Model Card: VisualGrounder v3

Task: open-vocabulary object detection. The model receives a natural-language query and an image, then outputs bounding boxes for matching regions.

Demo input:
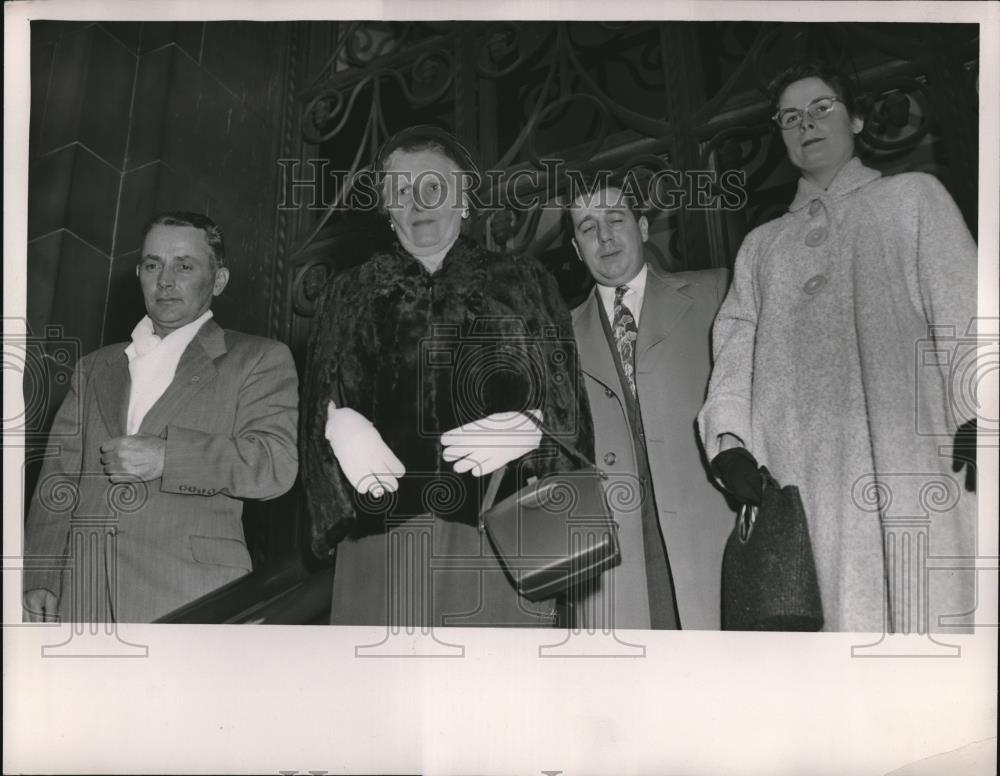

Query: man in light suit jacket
[23,212,298,623]
[566,183,734,630]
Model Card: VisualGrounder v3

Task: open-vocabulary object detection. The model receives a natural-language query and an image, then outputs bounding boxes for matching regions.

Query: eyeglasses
[772,96,842,130]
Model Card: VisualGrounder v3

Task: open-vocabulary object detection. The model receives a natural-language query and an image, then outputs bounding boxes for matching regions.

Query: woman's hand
[440,410,543,477]
[324,402,405,497]
[710,443,763,506]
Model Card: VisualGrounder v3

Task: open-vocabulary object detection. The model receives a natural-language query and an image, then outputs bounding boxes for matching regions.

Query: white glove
[324,402,405,497]
[440,410,543,477]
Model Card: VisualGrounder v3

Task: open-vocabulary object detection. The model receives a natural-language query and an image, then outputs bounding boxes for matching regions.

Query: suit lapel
[96,347,131,437]
[576,288,624,396]
[137,320,226,436]
[637,266,692,360]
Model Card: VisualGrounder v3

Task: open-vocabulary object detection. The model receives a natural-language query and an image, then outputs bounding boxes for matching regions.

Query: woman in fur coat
[698,63,978,633]
[301,126,594,628]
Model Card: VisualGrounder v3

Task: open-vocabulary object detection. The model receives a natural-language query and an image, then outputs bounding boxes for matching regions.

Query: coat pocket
[189,535,252,571]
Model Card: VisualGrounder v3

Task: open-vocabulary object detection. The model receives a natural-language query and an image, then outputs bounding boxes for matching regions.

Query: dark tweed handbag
[722,467,823,631]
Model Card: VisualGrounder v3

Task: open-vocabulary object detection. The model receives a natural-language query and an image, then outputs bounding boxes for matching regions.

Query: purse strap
[737,466,780,544]
[478,415,593,518]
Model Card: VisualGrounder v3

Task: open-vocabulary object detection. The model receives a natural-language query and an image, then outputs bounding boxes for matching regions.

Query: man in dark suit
[567,183,734,630]
[23,212,299,623]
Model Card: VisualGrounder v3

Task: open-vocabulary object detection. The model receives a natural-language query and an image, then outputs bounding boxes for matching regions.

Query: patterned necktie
[613,285,638,397]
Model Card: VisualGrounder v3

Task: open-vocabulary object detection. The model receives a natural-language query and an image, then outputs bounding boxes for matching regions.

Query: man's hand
[23,588,58,623]
[441,410,543,477]
[325,403,405,497]
[952,418,977,493]
[100,434,166,482]
[710,445,763,506]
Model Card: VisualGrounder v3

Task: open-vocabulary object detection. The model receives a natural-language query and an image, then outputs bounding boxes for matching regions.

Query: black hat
[373,124,482,180]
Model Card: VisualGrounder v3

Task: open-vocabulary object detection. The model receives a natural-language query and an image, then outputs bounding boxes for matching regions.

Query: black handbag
[722,467,824,631]
[479,421,622,603]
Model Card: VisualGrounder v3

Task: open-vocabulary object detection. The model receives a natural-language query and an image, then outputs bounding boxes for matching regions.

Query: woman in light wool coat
[698,62,978,633]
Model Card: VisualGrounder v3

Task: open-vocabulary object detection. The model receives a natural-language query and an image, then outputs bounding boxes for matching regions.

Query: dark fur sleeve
[510,254,596,475]
[299,270,361,557]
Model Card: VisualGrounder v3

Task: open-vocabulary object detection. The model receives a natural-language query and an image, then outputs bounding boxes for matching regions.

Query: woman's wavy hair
[767,61,866,124]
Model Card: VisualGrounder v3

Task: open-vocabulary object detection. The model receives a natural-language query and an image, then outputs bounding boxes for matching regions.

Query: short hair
[373,125,481,213]
[767,61,863,121]
[561,170,647,240]
[141,211,226,268]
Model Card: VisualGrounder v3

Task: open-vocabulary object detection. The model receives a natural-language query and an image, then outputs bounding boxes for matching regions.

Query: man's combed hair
[767,61,863,121]
[142,211,226,268]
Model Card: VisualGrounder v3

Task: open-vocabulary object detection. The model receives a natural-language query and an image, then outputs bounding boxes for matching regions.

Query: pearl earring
[462,208,469,219]
[389,220,395,230]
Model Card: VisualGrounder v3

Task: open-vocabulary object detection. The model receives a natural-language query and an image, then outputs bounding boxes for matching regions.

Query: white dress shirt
[124,311,213,435]
[596,263,649,326]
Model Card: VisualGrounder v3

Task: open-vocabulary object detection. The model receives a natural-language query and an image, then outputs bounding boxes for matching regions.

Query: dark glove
[711,447,763,506]
[952,418,977,493]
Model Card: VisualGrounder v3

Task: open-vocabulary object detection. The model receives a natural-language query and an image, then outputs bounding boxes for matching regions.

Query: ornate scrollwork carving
[292,262,331,318]
[484,206,544,255]
[476,23,540,79]
[302,47,456,146]
[343,22,413,67]
[488,207,516,246]
[308,22,447,86]
[861,77,931,152]
[487,23,671,173]
[525,93,611,167]
[407,50,455,105]
[281,20,978,280]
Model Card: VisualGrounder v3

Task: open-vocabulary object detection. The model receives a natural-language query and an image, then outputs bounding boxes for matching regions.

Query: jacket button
[603,452,617,466]
[809,199,822,217]
[804,227,828,247]
[803,274,828,295]
[191,376,200,383]
[604,387,614,398]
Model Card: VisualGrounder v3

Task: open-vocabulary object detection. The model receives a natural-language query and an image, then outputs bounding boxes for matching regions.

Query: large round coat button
[809,199,822,216]
[805,227,828,247]
[603,452,617,466]
[604,387,614,398]
[803,274,828,294]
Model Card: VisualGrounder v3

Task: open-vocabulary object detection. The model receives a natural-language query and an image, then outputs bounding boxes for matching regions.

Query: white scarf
[124,311,212,434]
